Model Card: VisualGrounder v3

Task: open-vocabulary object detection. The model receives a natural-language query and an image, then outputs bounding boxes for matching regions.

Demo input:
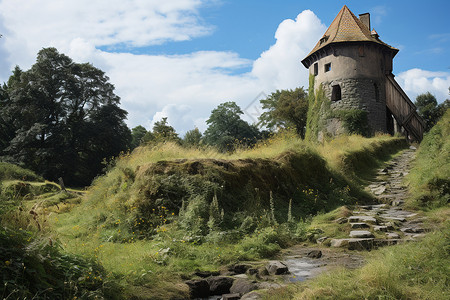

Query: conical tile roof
[302,5,398,67]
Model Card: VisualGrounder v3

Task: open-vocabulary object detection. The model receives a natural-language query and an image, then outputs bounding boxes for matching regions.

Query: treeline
[1,47,447,186]
[130,88,309,152]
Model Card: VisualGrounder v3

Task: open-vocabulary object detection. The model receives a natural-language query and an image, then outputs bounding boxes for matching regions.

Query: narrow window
[313,63,318,76]
[331,85,341,101]
[374,83,380,102]
[324,63,331,72]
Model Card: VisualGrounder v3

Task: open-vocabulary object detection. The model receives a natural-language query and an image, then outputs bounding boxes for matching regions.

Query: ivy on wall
[305,74,372,140]
[305,74,331,142]
[332,109,370,137]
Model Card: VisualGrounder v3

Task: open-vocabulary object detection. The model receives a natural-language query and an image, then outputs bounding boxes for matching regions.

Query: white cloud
[0,2,327,134]
[396,68,450,103]
[0,0,211,72]
[252,10,326,92]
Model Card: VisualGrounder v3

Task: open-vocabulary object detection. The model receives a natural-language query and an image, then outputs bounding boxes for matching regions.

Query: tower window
[313,63,318,76]
[324,63,331,72]
[374,83,380,102]
[331,85,341,101]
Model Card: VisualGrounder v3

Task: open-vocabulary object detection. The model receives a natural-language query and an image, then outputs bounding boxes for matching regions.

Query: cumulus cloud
[0,0,211,72]
[252,10,326,92]
[396,68,450,103]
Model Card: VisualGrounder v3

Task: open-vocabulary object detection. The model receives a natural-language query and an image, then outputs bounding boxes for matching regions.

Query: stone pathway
[329,146,429,250]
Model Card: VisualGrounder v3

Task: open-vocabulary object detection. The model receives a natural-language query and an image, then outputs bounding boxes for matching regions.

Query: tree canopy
[258,88,308,138]
[0,48,131,186]
[183,128,202,147]
[414,92,447,132]
[204,101,260,152]
[130,125,147,150]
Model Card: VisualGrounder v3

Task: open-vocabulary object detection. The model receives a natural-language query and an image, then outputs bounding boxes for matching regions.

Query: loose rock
[265,261,289,275]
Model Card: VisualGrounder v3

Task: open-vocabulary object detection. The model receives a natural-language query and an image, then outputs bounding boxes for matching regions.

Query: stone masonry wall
[322,78,387,133]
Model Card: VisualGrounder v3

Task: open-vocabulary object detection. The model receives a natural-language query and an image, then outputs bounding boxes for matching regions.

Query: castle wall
[308,43,389,134]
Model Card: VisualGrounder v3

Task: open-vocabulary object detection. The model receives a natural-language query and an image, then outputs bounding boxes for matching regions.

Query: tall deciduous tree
[258,88,308,138]
[0,48,131,185]
[414,92,445,132]
[204,101,260,152]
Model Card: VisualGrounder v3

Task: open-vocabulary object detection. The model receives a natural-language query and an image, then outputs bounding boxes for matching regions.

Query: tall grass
[407,109,450,209]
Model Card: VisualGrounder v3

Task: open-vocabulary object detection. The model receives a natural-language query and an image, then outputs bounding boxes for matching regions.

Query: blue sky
[127,0,450,73]
[0,0,448,134]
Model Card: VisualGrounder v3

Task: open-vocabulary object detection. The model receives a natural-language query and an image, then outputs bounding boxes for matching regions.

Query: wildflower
[5,261,11,266]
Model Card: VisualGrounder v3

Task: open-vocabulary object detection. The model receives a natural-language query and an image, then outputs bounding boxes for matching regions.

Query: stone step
[348,216,377,224]
[330,239,349,248]
[400,227,425,233]
[386,232,400,239]
[349,230,374,238]
[348,238,375,250]
[373,225,388,232]
[383,216,407,222]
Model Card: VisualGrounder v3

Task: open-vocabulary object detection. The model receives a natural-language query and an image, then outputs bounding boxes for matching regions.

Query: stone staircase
[330,147,428,251]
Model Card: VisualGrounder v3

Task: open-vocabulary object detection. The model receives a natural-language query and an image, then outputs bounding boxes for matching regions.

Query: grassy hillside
[407,109,450,208]
[1,133,409,299]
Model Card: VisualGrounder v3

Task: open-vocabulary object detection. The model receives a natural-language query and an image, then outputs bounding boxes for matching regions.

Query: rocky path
[328,146,428,251]
[190,147,428,300]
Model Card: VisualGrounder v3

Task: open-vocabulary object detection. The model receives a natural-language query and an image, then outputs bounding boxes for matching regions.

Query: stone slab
[386,232,400,239]
[349,230,374,238]
[373,226,388,232]
[348,216,377,224]
[383,216,406,222]
[330,239,349,248]
[348,238,375,250]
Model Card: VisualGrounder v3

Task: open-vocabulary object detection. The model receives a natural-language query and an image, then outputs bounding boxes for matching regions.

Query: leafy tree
[130,125,147,149]
[183,127,202,147]
[152,117,180,143]
[414,92,443,132]
[141,130,155,145]
[139,117,180,145]
[258,88,308,138]
[204,101,260,152]
[0,48,131,185]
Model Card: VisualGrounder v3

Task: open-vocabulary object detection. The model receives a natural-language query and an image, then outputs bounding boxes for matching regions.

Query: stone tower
[302,5,424,141]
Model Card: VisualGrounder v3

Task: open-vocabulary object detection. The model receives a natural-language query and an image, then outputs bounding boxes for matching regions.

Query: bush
[0,162,43,181]
[0,227,120,299]
[333,109,370,136]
